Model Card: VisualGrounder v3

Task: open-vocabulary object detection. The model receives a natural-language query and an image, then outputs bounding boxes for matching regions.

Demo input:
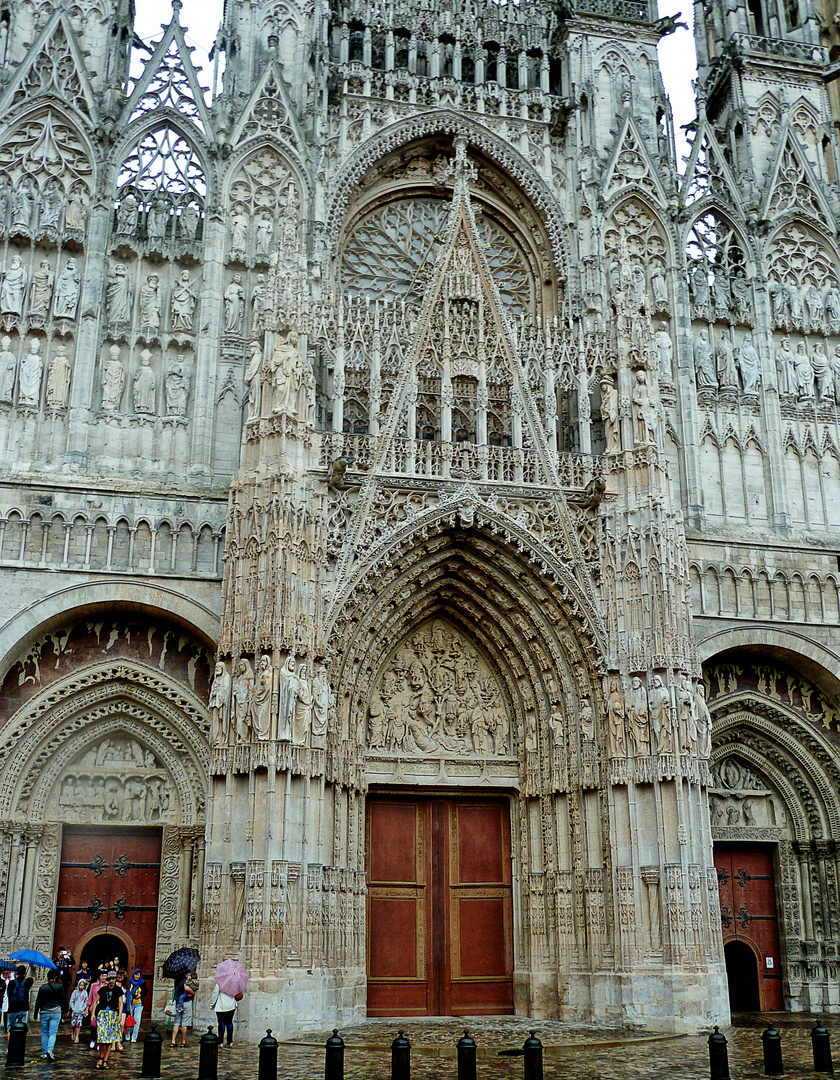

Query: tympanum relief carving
[52,737,174,823]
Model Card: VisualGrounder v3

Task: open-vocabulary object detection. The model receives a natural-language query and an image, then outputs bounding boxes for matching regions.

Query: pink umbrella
[214,959,249,997]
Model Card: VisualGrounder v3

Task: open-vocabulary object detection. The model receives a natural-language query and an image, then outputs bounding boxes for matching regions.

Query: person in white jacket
[209,983,239,1048]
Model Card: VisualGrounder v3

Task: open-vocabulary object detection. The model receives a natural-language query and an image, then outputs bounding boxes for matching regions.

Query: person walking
[75,961,92,986]
[69,979,89,1042]
[123,969,146,1043]
[53,948,74,1006]
[209,981,240,1048]
[170,969,197,1048]
[94,970,123,1069]
[5,965,33,1030]
[32,970,66,1061]
[86,973,102,1049]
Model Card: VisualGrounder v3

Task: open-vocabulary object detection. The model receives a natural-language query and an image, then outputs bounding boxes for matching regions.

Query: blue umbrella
[0,960,17,971]
[9,949,57,970]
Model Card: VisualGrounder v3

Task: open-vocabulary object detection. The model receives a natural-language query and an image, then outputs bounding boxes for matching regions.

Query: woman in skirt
[94,972,124,1069]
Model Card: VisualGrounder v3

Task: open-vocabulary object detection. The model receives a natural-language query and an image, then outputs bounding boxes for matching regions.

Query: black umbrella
[161,947,200,979]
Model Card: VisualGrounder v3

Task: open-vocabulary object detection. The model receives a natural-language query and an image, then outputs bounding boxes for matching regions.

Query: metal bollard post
[523,1031,543,1080]
[708,1026,730,1080]
[141,1023,163,1078]
[762,1024,784,1077]
[5,1017,27,1067]
[325,1028,345,1080]
[198,1026,219,1080]
[457,1030,477,1080]
[812,1023,834,1073]
[259,1029,279,1080]
[391,1029,411,1080]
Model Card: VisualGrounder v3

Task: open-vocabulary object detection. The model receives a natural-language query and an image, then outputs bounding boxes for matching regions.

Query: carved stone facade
[0,0,838,1042]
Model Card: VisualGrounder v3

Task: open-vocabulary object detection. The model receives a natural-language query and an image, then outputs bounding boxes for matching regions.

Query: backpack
[7,978,27,1010]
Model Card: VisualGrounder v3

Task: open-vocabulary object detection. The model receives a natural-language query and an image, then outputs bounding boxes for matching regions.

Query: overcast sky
[136,0,697,161]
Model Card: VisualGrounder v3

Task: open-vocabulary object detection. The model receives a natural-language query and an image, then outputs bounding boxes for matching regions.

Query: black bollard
[5,1016,27,1067]
[198,1026,219,1080]
[708,1026,730,1080]
[457,1030,477,1080]
[141,1024,163,1078]
[763,1024,784,1077]
[259,1029,279,1080]
[812,1023,834,1073]
[523,1031,543,1080]
[391,1029,411,1080]
[325,1028,345,1080]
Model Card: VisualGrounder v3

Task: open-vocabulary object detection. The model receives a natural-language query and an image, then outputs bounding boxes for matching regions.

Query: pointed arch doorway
[366,793,514,1017]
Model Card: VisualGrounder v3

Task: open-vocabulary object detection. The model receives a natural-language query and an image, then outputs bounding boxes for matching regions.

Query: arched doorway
[79,932,130,977]
[725,939,760,1011]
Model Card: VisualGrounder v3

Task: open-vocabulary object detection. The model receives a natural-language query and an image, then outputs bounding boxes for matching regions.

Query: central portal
[366,794,514,1016]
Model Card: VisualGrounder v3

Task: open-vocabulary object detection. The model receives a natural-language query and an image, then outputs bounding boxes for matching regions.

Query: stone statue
[648,674,673,754]
[632,370,657,445]
[209,662,232,746]
[18,338,43,406]
[0,176,10,229]
[101,344,126,411]
[730,270,751,321]
[736,332,761,393]
[690,264,709,309]
[253,654,273,740]
[812,342,833,401]
[232,658,255,744]
[45,344,71,408]
[277,654,297,741]
[171,270,197,331]
[693,328,716,388]
[601,375,620,453]
[230,207,249,252]
[794,341,814,399]
[579,698,595,742]
[292,660,314,744]
[53,259,80,319]
[133,349,156,413]
[787,282,804,326]
[826,286,840,330]
[29,259,54,317]
[139,275,161,330]
[270,330,302,413]
[770,280,789,325]
[224,274,245,334]
[805,284,824,331]
[11,177,33,232]
[651,265,668,308]
[252,274,267,325]
[107,263,133,324]
[245,340,262,419]
[776,338,796,396]
[632,263,647,309]
[1,255,26,315]
[606,677,626,757]
[712,272,730,321]
[311,664,331,748]
[627,675,650,755]
[0,336,15,403]
[180,202,200,241]
[40,180,62,232]
[677,673,697,753]
[165,361,190,416]
[147,196,169,241]
[694,682,712,758]
[655,324,673,381]
[65,187,87,233]
[256,212,274,253]
[117,193,139,234]
[715,328,739,389]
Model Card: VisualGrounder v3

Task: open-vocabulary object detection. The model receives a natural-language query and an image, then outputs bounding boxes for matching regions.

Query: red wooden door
[366,795,513,1016]
[54,828,162,990]
[715,846,783,1010]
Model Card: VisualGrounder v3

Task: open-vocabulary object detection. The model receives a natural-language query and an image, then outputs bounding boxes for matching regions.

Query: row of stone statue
[776,338,840,403]
[107,265,198,333]
[227,183,300,262]
[769,277,840,334]
[605,673,712,759]
[610,258,671,315]
[0,336,71,408]
[99,344,191,415]
[1,255,80,320]
[600,369,660,452]
[689,263,753,324]
[245,332,315,422]
[209,656,332,748]
[115,190,202,244]
[694,329,762,393]
[0,175,88,239]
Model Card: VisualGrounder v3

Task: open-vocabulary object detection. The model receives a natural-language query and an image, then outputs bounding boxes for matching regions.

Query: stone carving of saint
[253,654,273,740]
[117,192,139,235]
[147,196,169,241]
[224,274,245,334]
[632,263,647,310]
[101,344,126,411]
[12,178,33,232]
[606,677,626,757]
[53,259,80,319]
[715,329,738,389]
[627,675,650,755]
[601,375,620,452]
[270,330,302,413]
[107,263,133,324]
[245,340,263,419]
[18,338,43,406]
[805,284,824,331]
[826,286,840,330]
[40,180,62,232]
[655,324,673,382]
[693,328,716,389]
[651,265,668,309]
[0,336,16,403]
[133,349,156,413]
[65,187,87,233]
[788,282,804,326]
[769,280,789,326]
[291,661,314,745]
[731,270,751,321]
[232,658,255,744]
[171,271,197,331]
[46,344,71,408]
[648,674,673,754]
[139,275,161,330]
[1,255,26,315]
[632,370,657,446]
[311,664,331,749]
[180,202,200,241]
[209,662,232,746]
[712,272,730,321]
[579,698,595,742]
[694,682,712,758]
[812,342,833,401]
[252,274,267,325]
[256,212,274,253]
[677,673,697,753]
[0,176,10,230]
[165,362,190,416]
[277,654,297,741]
[776,338,796,396]
[230,207,249,252]
[690,264,709,310]
[29,259,54,317]
[794,341,814,399]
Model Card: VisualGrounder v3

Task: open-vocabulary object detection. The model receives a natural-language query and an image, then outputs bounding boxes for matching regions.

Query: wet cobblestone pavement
[4,1014,837,1080]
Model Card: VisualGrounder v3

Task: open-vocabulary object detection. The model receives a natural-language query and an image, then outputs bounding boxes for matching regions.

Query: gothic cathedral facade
[0,0,838,1037]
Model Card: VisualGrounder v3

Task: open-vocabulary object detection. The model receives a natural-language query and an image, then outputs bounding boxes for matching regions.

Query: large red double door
[366,795,513,1016]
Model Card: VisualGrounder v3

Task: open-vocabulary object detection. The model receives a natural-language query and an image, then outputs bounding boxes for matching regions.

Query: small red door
[715,846,783,1011]
[366,795,513,1016]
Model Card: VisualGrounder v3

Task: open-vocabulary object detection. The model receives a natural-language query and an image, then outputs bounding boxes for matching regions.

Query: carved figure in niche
[53,259,80,320]
[245,341,262,418]
[712,272,730,321]
[826,286,840,330]
[626,675,650,755]
[651,265,668,309]
[133,349,156,413]
[252,654,273,740]
[117,193,139,234]
[368,684,387,749]
[18,338,43,406]
[12,178,33,232]
[229,207,249,253]
[632,263,647,310]
[180,202,200,240]
[40,180,62,232]
[693,329,716,389]
[147,196,169,241]
[165,361,190,416]
[252,275,267,325]
[232,658,255,743]
[311,664,331,749]
[648,674,673,754]
[171,271,197,331]
[549,703,566,749]
[690,264,710,309]
[770,280,789,326]
[101,344,126,411]
[805,284,824,331]
[209,661,231,746]
[277,654,296,741]
[1,255,26,315]
[655,324,673,382]
[794,341,814,399]
[291,661,314,744]
[632,370,657,445]
[29,260,54,317]
[579,698,595,742]
[256,212,273,253]
[139,275,161,331]
[0,176,10,229]
[693,682,712,758]
[832,347,840,406]
[122,779,146,821]
[726,805,740,825]
[716,328,739,390]
[65,188,87,233]
[601,376,620,452]
[710,796,724,825]
[0,336,15,403]
[676,672,696,753]
[776,338,796,397]
[46,344,71,408]
[812,342,833,401]
[788,282,804,326]
[606,677,626,757]
[270,331,302,413]
[224,274,245,334]
[107,264,133,324]
[736,332,761,394]
[731,270,751,321]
